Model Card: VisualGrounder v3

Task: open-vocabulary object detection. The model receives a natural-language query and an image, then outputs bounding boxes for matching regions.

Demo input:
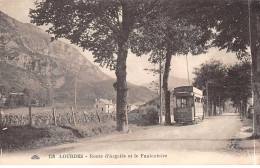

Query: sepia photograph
[0,0,260,165]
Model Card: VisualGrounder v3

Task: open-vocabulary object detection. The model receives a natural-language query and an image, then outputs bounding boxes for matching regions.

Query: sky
[0,0,240,85]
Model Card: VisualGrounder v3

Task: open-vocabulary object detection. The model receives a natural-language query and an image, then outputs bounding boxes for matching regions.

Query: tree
[130,9,211,124]
[29,0,161,131]
[249,0,260,136]
[0,85,10,96]
[193,60,227,116]
[226,61,252,117]
[203,0,260,135]
[173,0,260,136]
[23,88,33,106]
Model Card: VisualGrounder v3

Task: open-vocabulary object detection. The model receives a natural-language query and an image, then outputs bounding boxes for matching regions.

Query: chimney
[95,99,97,102]
[110,99,113,103]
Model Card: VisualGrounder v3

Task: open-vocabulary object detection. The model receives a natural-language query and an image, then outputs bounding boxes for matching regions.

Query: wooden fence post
[125,111,129,131]
[96,112,101,122]
[29,106,32,127]
[52,107,57,126]
[71,107,76,125]
[83,111,88,123]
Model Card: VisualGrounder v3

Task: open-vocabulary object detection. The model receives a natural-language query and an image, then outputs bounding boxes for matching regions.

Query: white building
[94,99,115,113]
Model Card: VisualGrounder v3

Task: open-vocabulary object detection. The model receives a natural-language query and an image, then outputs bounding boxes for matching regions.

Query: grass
[0,121,116,152]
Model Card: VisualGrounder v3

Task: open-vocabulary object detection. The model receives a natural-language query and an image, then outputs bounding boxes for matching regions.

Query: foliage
[193,60,227,103]
[129,7,211,64]
[30,0,159,70]
[1,87,41,108]
[5,94,26,108]
[0,85,10,96]
[128,106,159,126]
[172,0,252,59]
[29,0,164,131]
[193,59,252,111]
[129,5,213,124]
[226,61,252,106]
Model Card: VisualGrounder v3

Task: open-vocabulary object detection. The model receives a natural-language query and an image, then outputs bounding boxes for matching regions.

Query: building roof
[98,99,114,105]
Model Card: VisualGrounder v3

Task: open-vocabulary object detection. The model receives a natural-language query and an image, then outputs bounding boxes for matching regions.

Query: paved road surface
[1,112,259,164]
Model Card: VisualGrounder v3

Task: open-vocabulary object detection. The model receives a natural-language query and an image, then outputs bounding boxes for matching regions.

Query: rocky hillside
[0,11,156,109]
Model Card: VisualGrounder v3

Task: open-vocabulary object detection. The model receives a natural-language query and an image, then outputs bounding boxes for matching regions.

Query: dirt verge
[0,121,116,152]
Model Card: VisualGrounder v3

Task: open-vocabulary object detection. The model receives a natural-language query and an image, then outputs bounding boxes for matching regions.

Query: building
[127,104,139,111]
[94,99,115,113]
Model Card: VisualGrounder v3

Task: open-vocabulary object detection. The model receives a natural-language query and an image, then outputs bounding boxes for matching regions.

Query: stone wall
[1,109,116,127]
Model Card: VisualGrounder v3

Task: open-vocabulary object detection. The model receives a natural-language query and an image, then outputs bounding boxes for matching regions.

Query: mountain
[143,76,190,92]
[0,11,156,109]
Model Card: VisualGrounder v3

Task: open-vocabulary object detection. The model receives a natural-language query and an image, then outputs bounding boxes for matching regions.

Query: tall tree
[226,61,252,117]
[207,0,260,135]
[193,60,227,116]
[174,0,260,136]
[248,0,260,137]
[130,9,211,124]
[29,0,160,131]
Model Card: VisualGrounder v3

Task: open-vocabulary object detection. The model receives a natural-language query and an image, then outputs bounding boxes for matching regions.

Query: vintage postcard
[0,0,259,165]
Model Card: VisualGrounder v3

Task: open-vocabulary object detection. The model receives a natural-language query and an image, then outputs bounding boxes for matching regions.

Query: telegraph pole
[74,62,78,109]
[219,94,221,114]
[159,55,163,124]
[206,82,209,116]
[185,54,190,86]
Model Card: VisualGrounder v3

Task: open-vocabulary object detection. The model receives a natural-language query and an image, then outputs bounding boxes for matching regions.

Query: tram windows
[177,98,185,107]
[176,97,193,108]
[178,98,185,107]
[176,98,182,107]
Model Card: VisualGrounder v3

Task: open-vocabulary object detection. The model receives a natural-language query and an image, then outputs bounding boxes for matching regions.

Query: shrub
[129,106,159,126]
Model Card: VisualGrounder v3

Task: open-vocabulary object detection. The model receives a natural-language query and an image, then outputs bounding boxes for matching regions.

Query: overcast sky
[0,0,240,85]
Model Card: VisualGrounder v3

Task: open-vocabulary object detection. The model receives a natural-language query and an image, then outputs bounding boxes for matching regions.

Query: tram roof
[174,86,203,96]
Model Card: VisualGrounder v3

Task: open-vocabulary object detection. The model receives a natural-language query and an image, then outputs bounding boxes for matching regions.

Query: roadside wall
[1,108,116,127]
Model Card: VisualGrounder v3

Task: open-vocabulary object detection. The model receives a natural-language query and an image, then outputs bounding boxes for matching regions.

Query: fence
[0,107,116,127]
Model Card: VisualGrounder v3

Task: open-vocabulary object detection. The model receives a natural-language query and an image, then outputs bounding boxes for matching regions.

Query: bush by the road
[128,106,159,126]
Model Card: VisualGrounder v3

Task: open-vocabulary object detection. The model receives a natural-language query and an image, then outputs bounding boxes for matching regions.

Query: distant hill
[143,76,189,92]
[0,11,156,109]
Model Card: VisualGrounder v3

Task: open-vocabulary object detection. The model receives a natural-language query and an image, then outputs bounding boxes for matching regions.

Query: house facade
[94,99,115,113]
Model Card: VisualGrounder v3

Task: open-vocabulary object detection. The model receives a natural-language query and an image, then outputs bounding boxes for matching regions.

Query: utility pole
[159,55,163,124]
[125,87,130,132]
[47,73,54,107]
[185,54,190,86]
[74,59,78,109]
[206,82,209,116]
[74,63,78,109]
[219,94,221,114]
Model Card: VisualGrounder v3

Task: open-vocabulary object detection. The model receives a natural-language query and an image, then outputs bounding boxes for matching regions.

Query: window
[182,98,187,107]
[96,105,98,108]
[176,98,182,107]
[108,105,109,108]
[176,97,193,108]
[102,108,103,112]
[177,98,187,108]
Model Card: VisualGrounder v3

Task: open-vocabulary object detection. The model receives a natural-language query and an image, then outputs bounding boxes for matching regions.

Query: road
[1,112,259,164]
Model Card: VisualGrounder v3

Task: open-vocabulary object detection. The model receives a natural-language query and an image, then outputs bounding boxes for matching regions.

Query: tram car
[173,86,204,124]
